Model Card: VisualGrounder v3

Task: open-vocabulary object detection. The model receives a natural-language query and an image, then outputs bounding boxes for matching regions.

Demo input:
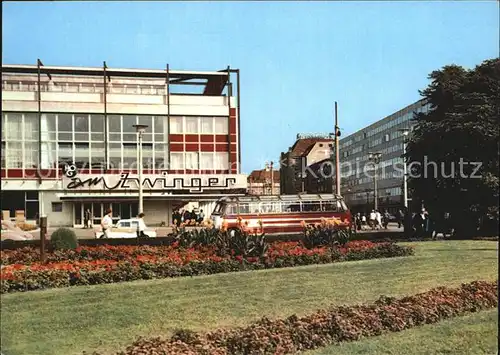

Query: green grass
[305,309,499,355]
[0,240,497,355]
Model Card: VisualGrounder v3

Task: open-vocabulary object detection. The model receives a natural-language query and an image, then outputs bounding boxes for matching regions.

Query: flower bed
[0,241,414,293]
[88,280,498,355]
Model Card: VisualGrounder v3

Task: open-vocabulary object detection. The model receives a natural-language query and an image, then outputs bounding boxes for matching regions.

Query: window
[260,202,281,213]
[108,143,121,169]
[301,201,321,212]
[154,116,165,141]
[58,114,73,141]
[185,117,198,133]
[170,152,184,170]
[122,144,137,169]
[214,117,228,134]
[24,113,39,140]
[122,115,137,141]
[384,133,390,142]
[24,142,38,169]
[154,144,166,169]
[58,143,73,166]
[170,117,183,134]
[74,143,90,168]
[185,152,199,170]
[200,152,213,171]
[200,117,214,134]
[51,202,63,212]
[215,152,229,170]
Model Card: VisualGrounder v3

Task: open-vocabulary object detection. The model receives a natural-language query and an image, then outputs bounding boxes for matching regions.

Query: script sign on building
[62,165,247,193]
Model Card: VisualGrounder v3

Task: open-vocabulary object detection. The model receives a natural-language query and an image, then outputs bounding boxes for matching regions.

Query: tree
[406,58,499,236]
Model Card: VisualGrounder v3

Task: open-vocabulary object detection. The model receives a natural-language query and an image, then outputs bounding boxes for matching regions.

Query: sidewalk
[29,222,404,240]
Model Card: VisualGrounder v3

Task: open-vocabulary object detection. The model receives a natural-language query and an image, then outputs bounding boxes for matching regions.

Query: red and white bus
[211,194,352,235]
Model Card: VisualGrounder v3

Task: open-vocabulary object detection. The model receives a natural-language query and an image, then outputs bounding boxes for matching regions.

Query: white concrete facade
[1,64,246,228]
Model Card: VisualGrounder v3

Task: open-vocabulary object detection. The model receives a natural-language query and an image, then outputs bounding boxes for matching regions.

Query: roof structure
[289,138,333,157]
[248,169,280,183]
[2,63,237,96]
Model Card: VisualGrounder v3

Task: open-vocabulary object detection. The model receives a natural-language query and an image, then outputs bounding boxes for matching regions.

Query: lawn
[305,309,498,355]
[0,240,497,355]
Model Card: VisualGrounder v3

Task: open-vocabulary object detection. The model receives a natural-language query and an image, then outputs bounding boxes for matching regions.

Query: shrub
[102,280,498,355]
[50,228,78,250]
[302,217,351,249]
[0,242,414,293]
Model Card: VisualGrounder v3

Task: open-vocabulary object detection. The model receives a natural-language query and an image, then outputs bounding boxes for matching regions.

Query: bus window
[301,201,322,212]
[260,202,281,213]
[238,203,250,214]
[281,202,300,212]
[226,203,238,215]
[213,203,225,215]
[321,201,339,212]
[238,202,259,214]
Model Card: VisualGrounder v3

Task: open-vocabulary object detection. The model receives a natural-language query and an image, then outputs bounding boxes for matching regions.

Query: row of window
[340,104,428,150]
[1,141,230,171]
[349,186,402,201]
[3,80,202,96]
[2,113,230,143]
[224,200,346,215]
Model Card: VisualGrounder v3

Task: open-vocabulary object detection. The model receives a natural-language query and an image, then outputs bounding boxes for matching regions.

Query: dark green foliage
[173,227,268,258]
[50,228,78,250]
[302,222,350,249]
[407,58,499,235]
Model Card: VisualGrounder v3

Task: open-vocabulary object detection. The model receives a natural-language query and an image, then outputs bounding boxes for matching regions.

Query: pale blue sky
[2,1,499,173]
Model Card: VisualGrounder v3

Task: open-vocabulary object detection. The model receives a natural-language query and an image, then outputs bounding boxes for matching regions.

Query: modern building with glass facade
[339,99,429,214]
[1,63,247,227]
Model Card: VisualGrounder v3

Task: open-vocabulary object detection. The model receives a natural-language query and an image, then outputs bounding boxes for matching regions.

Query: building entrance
[73,201,139,228]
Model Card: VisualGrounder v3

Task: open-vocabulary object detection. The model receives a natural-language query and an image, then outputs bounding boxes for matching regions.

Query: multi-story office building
[280,134,334,194]
[247,162,280,196]
[338,99,429,213]
[1,62,247,227]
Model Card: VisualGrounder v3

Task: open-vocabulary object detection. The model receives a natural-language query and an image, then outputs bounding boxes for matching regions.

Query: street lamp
[398,128,410,209]
[133,124,148,214]
[368,152,382,211]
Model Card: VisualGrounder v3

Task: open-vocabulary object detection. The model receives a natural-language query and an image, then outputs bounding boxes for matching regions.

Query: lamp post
[270,161,274,195]
[399,128,410,209]
[133,124,148,214]
[368,152,382,211]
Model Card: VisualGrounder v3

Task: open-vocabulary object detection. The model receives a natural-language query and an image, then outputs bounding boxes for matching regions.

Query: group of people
[353,207,453,239]
[100,208,148,238]
[353,209,394,231]
[171,208,205,226]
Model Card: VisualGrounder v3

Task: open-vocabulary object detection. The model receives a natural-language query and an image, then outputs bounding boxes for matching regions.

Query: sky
[2,1,499,174]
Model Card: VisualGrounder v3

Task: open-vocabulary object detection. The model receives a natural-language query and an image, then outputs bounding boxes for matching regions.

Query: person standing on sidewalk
[369,210,376,230]
[101,208,113,238]
[397,209,404,228]
[375,210,382,230]
[136,212,148,238]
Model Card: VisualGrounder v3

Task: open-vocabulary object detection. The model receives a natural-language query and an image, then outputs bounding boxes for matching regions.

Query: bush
[0,242,414,293]
[302,217,351,249]
[103,280,498,355]
[50,228,78,250]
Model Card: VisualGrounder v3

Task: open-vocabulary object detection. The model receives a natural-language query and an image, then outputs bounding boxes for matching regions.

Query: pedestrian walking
[412,208,429,239]
[361,214,367,230]
[355,213,362,231]
[376,210,382,230]
[101,208,113,238]
[383,210,390,229]
[397,209,404,228]
[369,210,376,230]
[136,212,148,238]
